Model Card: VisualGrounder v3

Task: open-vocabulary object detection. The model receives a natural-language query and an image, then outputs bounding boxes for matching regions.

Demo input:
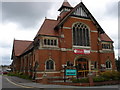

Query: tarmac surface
[1,75,120,90]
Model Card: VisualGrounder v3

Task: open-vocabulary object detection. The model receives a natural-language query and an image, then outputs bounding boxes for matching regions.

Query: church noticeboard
[66,69,77,76]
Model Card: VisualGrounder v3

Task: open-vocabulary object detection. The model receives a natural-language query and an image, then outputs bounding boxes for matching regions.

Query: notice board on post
[65,69,77,76]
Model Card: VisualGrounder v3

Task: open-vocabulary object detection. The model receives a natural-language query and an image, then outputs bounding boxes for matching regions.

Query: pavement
[3,75,120,89]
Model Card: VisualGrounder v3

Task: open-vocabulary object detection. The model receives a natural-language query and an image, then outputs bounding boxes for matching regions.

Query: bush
[71,78,89,83]
[7,72,31,80]
[79,78,89,83]
[71,78,80,83]
[7,72,16,76]
[93,76,108,82]
[100,71,120,81]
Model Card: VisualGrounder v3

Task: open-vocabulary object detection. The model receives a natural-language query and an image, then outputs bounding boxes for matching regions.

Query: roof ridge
[34,19,47,38]
[45,18,57,21]
[14,39,33,42]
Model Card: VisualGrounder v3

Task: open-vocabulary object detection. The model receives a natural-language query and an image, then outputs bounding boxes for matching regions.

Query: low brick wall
[94,80,120,86]
[49,82,90,86]
[35,77,120,86]
[49,80,120,86]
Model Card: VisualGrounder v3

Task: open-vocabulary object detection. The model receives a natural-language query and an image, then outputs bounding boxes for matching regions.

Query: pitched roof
[55,2,105,34]
[23,42,34,54]
[100,33,113,42]
[13,40,32,57]
[58,0,73,11]
[35,19,59,37]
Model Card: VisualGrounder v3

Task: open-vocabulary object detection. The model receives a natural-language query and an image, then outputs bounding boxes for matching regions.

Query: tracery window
[73,22,90,46]
[106,61,112,69]
[46,60,54,70]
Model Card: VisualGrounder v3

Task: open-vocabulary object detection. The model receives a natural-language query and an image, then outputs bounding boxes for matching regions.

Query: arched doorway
[76,58,88,77]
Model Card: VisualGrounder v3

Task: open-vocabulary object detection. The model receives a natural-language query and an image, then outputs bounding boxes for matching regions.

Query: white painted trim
[36,71,61,74]
[91,50,98,53]
[99,50,114,53]
[63,27,71,29]
[73,46,91,49]
[70,16,91,21]
[38,47,60,50]
[91,31,98,33]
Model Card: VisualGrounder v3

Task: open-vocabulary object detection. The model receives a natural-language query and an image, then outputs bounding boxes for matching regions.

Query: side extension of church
[11,0,116,81]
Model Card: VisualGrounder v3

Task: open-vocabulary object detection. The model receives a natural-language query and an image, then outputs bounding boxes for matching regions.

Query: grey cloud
[2,2,53,29]
[2,56,11,65]
[105,1,118,17]
[0,2,1,23]
[118,2,120,51]
[118,1,120,17]
[0,44,11,48]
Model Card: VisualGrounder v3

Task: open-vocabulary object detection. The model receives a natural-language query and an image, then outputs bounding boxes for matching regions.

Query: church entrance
[76,58,89,77]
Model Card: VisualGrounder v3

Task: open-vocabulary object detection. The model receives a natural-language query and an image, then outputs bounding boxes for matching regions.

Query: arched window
[46,60,54,70]
[73,22,90,46]
[106,61,112,69]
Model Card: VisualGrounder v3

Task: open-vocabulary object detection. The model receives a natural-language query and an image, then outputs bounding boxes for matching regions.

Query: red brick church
[11,0,116,81]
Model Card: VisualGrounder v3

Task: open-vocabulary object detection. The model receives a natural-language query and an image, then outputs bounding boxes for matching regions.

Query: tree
[116,56,120,72]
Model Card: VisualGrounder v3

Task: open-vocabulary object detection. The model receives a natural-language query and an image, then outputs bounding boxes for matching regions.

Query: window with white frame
[73,22,90,46]
[102,43,112,49]
[46,60,54,70]
[43,37,58,47]
[106,61,112,69]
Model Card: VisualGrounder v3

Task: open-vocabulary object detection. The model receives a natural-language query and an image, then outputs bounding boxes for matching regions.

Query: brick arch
[45,58,55,71]
[74,55,90,65]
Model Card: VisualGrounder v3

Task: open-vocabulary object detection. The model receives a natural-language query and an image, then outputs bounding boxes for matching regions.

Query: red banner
[74,49,90,54]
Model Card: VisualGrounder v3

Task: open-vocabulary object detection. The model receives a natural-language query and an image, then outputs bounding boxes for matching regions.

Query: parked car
[2,70,8,74]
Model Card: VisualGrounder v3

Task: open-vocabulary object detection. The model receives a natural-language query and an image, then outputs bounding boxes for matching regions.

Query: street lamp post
[62,64,67,82]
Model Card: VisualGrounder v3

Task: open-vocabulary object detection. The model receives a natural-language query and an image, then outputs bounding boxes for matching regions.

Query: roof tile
[100,33,113,42]
[14,40,32,56]
[36,19,59,37]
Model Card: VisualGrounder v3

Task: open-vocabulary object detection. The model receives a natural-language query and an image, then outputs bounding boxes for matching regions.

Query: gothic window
[94,61,97,69]
[73,22,90,46]
[46,60,54,70]
[106,61,112,69]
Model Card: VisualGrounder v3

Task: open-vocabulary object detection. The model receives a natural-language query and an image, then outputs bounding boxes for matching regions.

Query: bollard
[88,72,94,86]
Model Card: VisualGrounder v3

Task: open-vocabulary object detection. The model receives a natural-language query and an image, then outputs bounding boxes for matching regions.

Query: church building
[11,0,116,81]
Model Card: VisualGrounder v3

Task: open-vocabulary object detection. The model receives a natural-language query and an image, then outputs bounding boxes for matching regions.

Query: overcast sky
[0,0,119,65]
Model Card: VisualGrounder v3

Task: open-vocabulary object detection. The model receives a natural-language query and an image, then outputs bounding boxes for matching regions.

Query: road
[1,75,120,90]
[2,75,27,88]
[2,75,39,90]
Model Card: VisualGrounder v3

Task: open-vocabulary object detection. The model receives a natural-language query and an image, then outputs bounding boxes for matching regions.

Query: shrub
[79,78,89,83]
[71,78,89,83]
[71,78,80,83]
[93,76,108,82]
[7,72,31,80]
[100,71,120,81]
[7,72,16,76]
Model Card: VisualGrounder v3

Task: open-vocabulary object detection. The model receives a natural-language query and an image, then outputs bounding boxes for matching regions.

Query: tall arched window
[46,60,54,70]
[106,61,112,69]
[73,22,90,46]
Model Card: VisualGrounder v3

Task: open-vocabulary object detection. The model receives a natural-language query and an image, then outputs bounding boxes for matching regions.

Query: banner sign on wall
[74,49,90,54]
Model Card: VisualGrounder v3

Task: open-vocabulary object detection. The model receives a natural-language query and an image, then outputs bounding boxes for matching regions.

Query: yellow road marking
[6,77,34,88]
